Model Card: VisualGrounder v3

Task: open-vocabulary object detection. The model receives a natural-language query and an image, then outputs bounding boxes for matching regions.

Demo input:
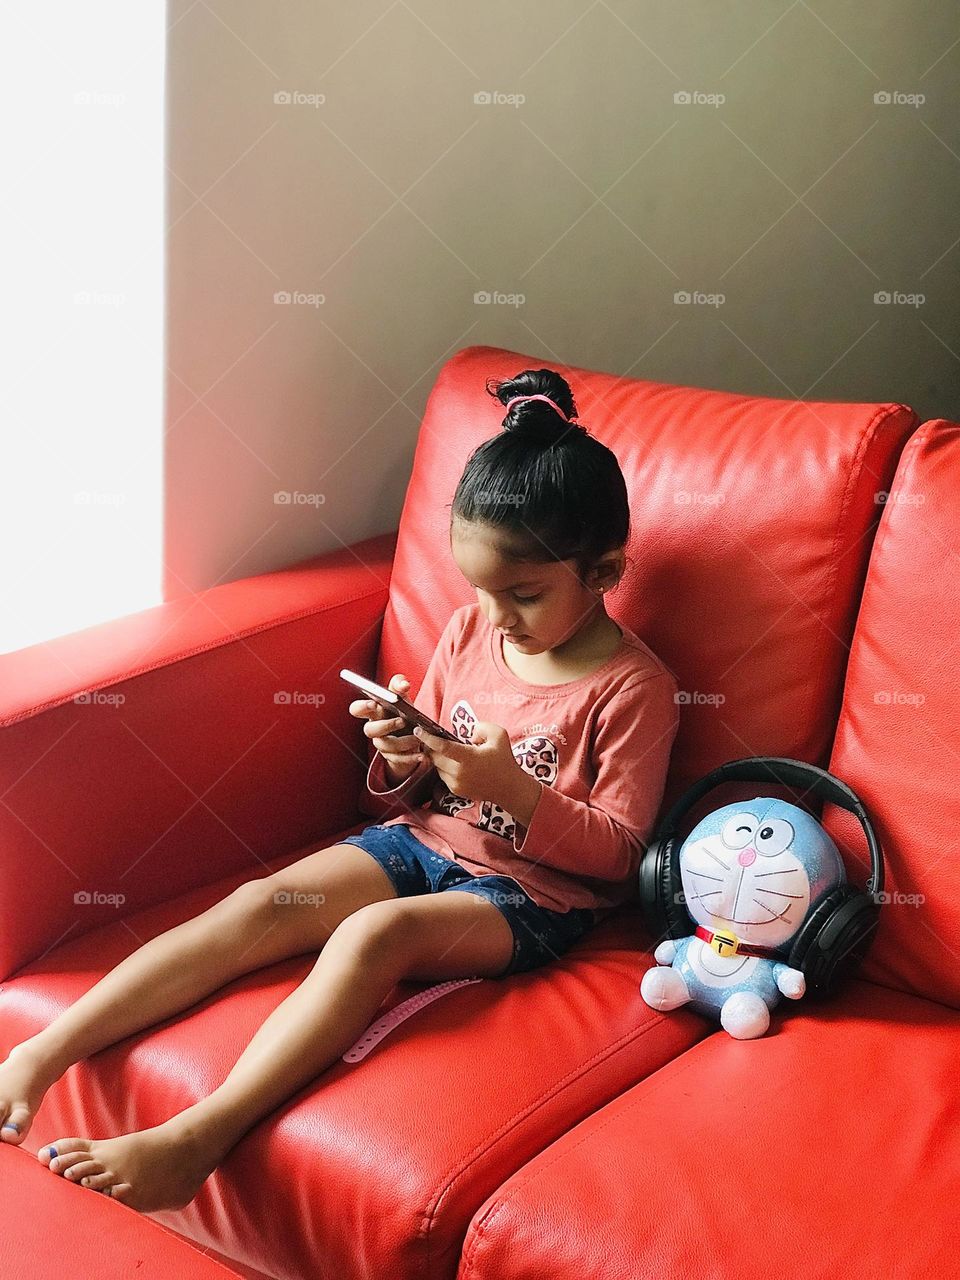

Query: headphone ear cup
[639,837,670,939]
[787,889,844,975]
[640,837,689,942]
[660,838,691,939]
[788,888,880,998]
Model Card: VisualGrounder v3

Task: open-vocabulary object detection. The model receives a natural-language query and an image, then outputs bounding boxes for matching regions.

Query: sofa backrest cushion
[822,420,960,1007]
[375,346,917,826]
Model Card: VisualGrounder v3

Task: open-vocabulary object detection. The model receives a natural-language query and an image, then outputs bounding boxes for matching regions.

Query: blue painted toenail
[48,1146,58,1159]
[2,1123,19,1132]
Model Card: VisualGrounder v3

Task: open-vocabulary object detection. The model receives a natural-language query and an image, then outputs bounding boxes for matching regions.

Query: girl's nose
[738,848,757,866]
[489,609,518,630]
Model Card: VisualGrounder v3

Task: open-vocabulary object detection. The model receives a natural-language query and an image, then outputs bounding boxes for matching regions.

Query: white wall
[0,1,165,653]
[164,0,960,597]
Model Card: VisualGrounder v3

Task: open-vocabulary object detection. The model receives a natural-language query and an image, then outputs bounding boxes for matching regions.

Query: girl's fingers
[365,716,405,737]
[373,725,418,748]
[375,745,423,763]
[350,698,389,719]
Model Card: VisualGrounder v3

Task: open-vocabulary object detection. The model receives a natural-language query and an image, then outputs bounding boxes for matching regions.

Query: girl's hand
[412,720,533,815]
[349,673,425,781]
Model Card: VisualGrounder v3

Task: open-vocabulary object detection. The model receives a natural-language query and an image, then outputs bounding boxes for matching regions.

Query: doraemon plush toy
[640,797,846,1039]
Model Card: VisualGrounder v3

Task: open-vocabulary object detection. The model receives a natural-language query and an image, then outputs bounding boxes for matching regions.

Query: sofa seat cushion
[458,978,960,1280]
[0,1144,246,1279]
[0,829,710,1280]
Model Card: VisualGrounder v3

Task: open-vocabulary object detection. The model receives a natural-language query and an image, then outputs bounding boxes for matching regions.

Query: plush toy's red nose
[738,848,757,866]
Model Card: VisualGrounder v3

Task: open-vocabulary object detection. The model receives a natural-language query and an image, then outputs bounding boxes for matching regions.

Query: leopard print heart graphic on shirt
[434,699,559,840]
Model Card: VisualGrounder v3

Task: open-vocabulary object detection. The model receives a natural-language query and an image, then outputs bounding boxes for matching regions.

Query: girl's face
[450,523,606,654]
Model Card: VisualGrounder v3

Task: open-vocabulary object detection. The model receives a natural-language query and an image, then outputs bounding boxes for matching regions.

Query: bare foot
[37,1118,220,1212]
[0,1042,62,1146]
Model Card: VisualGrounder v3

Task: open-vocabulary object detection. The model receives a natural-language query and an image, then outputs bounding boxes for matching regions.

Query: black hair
[448,367,631,587]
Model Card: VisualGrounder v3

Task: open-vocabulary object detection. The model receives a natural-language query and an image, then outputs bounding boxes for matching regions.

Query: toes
[2,1100,33,1152]
[1,1111,28,1145]
[62,1158,105,1183]
[109,1182,133,1204]
[79,1170,116,1192]
[39,1138,88,1166]
[49,1152,90,1177]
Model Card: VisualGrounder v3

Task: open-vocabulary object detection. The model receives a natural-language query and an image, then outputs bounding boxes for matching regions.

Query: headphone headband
[656,756,884,897]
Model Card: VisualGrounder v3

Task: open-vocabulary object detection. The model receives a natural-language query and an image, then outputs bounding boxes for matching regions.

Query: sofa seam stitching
[418,1012,697,1271]
[457,1043,714,1276]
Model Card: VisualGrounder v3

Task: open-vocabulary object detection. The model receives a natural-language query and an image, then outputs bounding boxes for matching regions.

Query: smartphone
[340,669,460,742]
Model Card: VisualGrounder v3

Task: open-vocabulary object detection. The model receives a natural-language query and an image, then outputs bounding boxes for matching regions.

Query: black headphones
[638,757,885,999]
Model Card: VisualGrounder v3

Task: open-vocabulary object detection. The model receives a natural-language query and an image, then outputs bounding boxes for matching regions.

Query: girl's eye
[514,594,540,604]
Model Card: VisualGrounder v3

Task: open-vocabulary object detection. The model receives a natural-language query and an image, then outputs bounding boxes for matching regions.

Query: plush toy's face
[678,798,846,949]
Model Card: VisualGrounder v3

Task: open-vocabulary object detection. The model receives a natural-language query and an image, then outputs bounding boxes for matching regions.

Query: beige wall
[164,0,960,598]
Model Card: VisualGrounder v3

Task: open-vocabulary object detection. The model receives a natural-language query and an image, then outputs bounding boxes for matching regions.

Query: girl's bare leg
[36,891,515,1212]
[0,843,400,1145]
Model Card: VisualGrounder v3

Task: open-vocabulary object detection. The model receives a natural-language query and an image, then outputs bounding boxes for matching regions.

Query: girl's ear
[588,550,626,593]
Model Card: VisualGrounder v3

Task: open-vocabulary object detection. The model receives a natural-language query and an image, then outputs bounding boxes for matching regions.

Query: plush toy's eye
[753,818,794,857]
[720,813,759,849]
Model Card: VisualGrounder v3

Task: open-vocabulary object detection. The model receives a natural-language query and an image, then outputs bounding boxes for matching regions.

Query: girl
[0,367,679,1214]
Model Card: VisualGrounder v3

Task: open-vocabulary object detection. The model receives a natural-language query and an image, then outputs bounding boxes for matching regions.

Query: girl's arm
[358,609,465,820]
[508,672,680,884]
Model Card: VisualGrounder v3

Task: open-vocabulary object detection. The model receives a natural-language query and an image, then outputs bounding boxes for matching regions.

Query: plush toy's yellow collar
[694,924,782,960]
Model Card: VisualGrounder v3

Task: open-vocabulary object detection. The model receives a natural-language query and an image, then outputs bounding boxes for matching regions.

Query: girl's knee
[327,899,417,966]
[223,875,286,920]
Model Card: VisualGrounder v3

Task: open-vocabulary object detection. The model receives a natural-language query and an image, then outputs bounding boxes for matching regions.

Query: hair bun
[487,370,585,448]
[504,411,584,449]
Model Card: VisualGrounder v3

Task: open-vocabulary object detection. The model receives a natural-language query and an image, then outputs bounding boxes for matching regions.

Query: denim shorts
[337,823,597,977]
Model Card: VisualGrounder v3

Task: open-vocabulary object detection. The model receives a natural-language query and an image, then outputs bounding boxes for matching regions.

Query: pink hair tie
[504,394,575,422]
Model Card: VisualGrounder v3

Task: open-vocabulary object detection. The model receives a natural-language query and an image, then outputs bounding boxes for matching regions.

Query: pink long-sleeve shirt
[357,603,680,914]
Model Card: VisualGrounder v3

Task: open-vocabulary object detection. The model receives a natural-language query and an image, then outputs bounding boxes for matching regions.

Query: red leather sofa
[0,344,951,1279]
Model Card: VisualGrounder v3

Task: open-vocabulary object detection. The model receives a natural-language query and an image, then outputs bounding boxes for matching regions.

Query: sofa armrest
[0,532,396,980]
